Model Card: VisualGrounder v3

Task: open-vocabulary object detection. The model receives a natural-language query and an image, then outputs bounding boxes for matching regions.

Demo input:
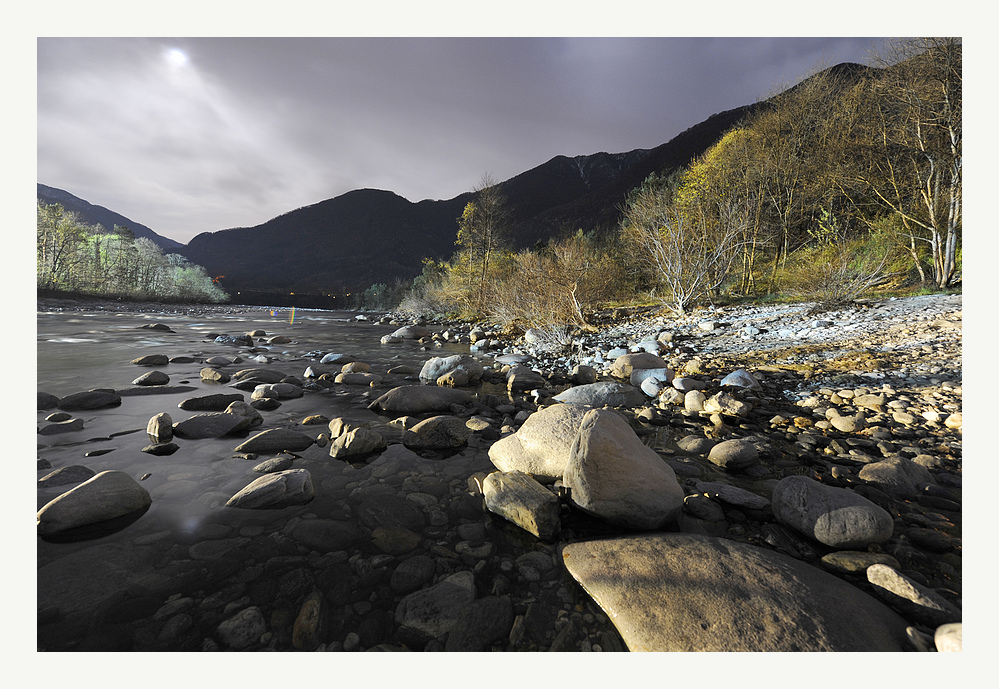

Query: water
[36,306,624,651]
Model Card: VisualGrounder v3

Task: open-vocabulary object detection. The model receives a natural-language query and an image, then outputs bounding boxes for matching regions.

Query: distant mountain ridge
[36,183,183,252]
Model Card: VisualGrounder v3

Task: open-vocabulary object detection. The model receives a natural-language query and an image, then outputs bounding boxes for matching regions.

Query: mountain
[36,184,184,252]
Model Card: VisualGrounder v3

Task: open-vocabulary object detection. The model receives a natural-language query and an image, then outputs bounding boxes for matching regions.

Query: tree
[454,174,511,313]
[37,201,88,289]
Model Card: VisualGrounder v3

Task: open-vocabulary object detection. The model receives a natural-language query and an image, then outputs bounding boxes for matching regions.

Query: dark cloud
[37,37,887,244]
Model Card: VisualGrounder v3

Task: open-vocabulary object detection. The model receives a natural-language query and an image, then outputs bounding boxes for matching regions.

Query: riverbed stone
[225,469,315,509]
[173,412,245,439]
[866,563,962,627]
[703,391,751,417]
[290,518,359,552]
[488,403,589,481]
[819,550,901,574]
[935,623,962,652]
[132,370,169,386]
[234,428,315,453]
[857,457,935,499]
[692,480,770,510]
[200,368,231,383]
[720,368,762,390]
[224,401,263,430]
[38,417,85,435]
[231,368,287,384]
[131,354,169,366]
[444,596,514,651]
[393,325,431,340]
[394,570,477,639]
[328,427,387,459]
[561,533,909,651]
[252,382,303,399]
[771,475,894,548]
[178,393,244,411]
[37,470,152,536]
[216,605,266,649]
[38,464,96,488]
[390,555,437,594]
[553,382,646,408]
[368,385,473,414]
[252,456,294,473]
[706,437,762,470]
[403,415,470,450]
[420,354,483,385]
[146,412,173,443]
[610,352,669,379]
[564,408,684,530]
[38,392,60,409]
[57,389,122,411]
[483,470,561,541]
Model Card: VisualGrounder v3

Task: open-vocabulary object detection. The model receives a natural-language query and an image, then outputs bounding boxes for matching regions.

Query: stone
[328,427,387,459]
[853,393,886,411]
[234,428,315,453]
[393,325,431,340]
[142,443,179,456]
[381,334,403,344]
[506,369,548,393]
[38,464,96,487]
[630,367,674,392]
[420,354,483,385]
[172,412,245,439]
[231,368,288,384]
[178,393,244,411]
[677,435,715,454]
[831,413,867,433]
[684,390,706,412]
[564,409,684,530]
[292,590,330,651]
[561,533,909,651]
[390,555,437,594]
[858,457,935,499]
[57,390,122,411]
[289,518,358,552]
[944,413,962,430]
[38,392,60,409]
[553,382,646,408]
[252,382,303,399]
[483,470,561,541]
[225,469,315,509]
[131,354,169,366]
[819,551,901,574]
[394,570,477,639]
[147,412,173,443]
[444,596,514,651]
[672,377,706,393]
[216,606,266,649]
[488,403,589,481]
[372,526,422,555]
[38,418,85,435]
[771,475,894,548]
[368,385,474,414]
[252,456,294,473]
[328,417,369,439]
[335,372,382,386]
[37,470,152,536]
[132,370,169,386]
[204,356,233,366]
[720,369,761,390]
[706,437,762,470]
[692,480,770,510]
[683,494,725,521]
[224,401,263,430]
[438,368,469,387]
[611,352,669,379]
[866,564,962,627]
[403,415,470,450]
[935,623,962,652]
[703,391,752,417]
[200,368,231,383]
[571,365,598,385]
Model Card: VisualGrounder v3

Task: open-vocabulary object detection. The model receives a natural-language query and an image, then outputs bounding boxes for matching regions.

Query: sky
[37,35,891,245]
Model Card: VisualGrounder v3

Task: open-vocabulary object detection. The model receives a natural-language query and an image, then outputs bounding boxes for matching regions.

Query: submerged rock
[368,385,473,414]
[234,428,315,453]
[57,389,122,411]
[37,470,152,536]
[225,469,315,509]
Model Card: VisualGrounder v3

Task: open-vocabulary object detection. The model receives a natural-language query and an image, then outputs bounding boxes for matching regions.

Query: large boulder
[403,415,470,450]
[368,385,473,414]
[57,389,122,411]
[563,409,684,530]
[706,437,764,470]
[178,393,244,411]
[483,470,561,541]
[394,570,477,639]
[172,412,246,439]
[771,475,894,548]
[866,564,962,627]
[225,469,315,509]
[420,355,483,385]
[488,403,589,481]
[392,325,431,340]
[857,457,935,499]
[610,352,669,379]
[328,427,387,459]
[37,470,151,536]
[552,382,646,408]
[561,533,909,651]
[234,428,315,453]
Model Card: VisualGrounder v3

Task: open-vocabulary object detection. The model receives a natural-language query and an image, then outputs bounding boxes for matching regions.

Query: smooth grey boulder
[37,470,152,536]
[857,457,935,499]
[131,354,169,366]
[38,391,60,409]
[234,428,315,453]
[564,409,684,530]
[553,382,646,408]
[178,393,244,411]
[866,564,962,627]
[225,469,315,509]
[420,355,483,384]
[38,465,96,488]
[172,412,245,439]
[224,401,263,430]
[562,533,909,651]
[132,370,169,386]
[231,368,288,384]
[147,412,173,443]
[394,570,476,639]
[334,372,383,386]
[610,352,669,379]
[630,367,674,395]
[720,369,761,390]
[393,325,431,340]
[38,418,85,435]
[368,385,473,414]
[831,413,867,433]
[57,389,122,410]
[488,403,589,481]
[935,623,962,652]
[251,382,303,399]
[706,437,763,470]
[403,415,470,450]
[252,456,294,473]
[216,606,266,649]
[771,475,893,548]
[483,470,561,541]
[677,435,715,454]
[703,391,752,417]
[320,353,354,364]
[328,427,387,459]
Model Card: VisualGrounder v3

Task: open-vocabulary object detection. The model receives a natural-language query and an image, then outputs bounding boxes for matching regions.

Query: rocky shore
[36,292,962,652]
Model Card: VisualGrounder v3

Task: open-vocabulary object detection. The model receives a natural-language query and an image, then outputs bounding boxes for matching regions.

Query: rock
[215,334,253,346]
[403,415,470,450]
[147,412,173,443]
[831,413,867,433]
[630,367,674,393]
[328,417,370,439]
[292,590,330,651]
[178,393,244,411]
[38,418,85,435]
[506,369,548,393]
[381,334,403,344]
[444,596,514,651]
[703,391,752,416]
[390,555,437,594]
[392,325,431,340]
[301,414,329,426]
[438,368,469,387]
[419,355,483,385]
[692,480,770,509]
[328,427,387,459]
[819,551,901,574]
[935,623,962,652]
[564,408,684,530]
[251,382,303,399]
[684,390,706,412]
[132,370,169,386]
[204,356,233,366]
[483,470,561,541]
[37,470,152,536]
[771,475,894,548]
[368,385,473,414]
[720,369,761,390]
[858,457,935,499]
[38,392,60,409]
[57,389,122,410]
[394,570,477,639]
[225,469,315,509]
[38,464,96,487]
[172,412,245,439]
[553,382,646,408]
[853,393,886,411]
[289,518,358,552]
[561,533,909,651]
[131,354,169,366]
[944,413,962,431]
[672,377,706,392]
[677,435,715,454]
[611,352,669,379]
[866,564,962,627]
[487,403,589,481]
[200,368,231,383]
[320,353,354,364]
[335,372,383,386]
[216,606,266,649]
[570,365,598,385]
[234,428,315,453]
[682,494,725,521]
[224,401,263,430]
[142,443,179,456]
[706,438,762,470]
[231,368,288,384]
[252,456,294,473]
